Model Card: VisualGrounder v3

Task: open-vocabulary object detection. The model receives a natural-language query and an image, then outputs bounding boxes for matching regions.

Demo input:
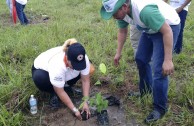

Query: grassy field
[0,0,194,125]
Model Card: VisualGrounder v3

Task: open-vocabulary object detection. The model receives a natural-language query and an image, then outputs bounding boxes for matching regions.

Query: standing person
[165,0,192,54]
[100,0,180,123]
[15,0,28,25]
[32,38,93,120]
[6,0,13,16]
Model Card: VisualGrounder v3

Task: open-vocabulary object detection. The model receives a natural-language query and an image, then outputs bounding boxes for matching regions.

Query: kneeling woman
[32,38,93,120]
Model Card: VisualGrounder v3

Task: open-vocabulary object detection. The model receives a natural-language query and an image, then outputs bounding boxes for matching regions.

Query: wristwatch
[72,107,79,113]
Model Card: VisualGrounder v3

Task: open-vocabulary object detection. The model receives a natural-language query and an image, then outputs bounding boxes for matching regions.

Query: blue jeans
[135,24,180,114]
[15,1,28,25]
[174,10,188,54]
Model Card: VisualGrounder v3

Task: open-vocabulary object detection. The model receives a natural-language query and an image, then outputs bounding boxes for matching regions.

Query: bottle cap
[31,95,34,97]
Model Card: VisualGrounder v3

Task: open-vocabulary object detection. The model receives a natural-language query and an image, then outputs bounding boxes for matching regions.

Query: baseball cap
[67,43,86,71]
[100,0,126,20]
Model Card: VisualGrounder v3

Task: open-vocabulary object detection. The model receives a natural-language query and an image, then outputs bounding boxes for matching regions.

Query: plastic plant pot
[73,110,89,121]
[81,110,89,121]
[97,110,109,126]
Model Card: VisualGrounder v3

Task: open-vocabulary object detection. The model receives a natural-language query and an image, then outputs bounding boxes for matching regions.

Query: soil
[25,79,140,126]
[0,11,50,26]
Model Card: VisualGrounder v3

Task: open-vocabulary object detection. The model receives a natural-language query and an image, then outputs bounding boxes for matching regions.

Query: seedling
[79,93,108,113]
[89,92,108,113]
[79,63,109,125]
[79,93,109,125]
[90,92,109,126]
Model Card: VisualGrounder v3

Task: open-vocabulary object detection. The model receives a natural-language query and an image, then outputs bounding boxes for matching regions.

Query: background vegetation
[0,0,194,125]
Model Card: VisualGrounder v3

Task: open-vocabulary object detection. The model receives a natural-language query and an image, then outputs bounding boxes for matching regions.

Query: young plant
[89,92,108,113]
[79,93,108,113]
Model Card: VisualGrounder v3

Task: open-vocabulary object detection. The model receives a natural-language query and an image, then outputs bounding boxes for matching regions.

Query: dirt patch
[25,79,138,126]
[0,11,50,26]
[38,105,128,126]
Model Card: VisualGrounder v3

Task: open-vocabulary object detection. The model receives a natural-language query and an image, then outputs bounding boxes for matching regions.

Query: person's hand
[74,110,82,120]
[162,60,174,76]
[114,53,121,66]
[176,7,183,13]
[81,102,91,119]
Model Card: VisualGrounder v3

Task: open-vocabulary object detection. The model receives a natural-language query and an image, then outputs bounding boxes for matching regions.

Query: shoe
[97,110,109,126]
[128,91,141,97]
[145,110,164,123]
[49,94,60,108]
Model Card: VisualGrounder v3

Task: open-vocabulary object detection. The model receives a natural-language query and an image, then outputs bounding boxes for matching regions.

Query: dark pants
[174,10,188,54]
[31,65,80,94]
[135,24,180,114]
[15,1,28,25]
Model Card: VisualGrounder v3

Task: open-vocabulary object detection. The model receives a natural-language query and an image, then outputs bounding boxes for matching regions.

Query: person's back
[130,0,180,33]
[34,46,63,71]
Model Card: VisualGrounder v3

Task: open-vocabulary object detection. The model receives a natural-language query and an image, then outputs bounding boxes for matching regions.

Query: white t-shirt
[170,0,191,11]
[34,46,90,88]
[16,0,27,5]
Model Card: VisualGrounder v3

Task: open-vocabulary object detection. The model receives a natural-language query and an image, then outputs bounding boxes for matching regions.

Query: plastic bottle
[29,95,37,114]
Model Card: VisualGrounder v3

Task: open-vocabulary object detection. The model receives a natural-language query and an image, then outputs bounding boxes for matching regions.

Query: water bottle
[29,95,37,114]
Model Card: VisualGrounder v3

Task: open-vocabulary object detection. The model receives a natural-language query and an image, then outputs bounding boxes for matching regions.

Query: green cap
[100,0,126,20]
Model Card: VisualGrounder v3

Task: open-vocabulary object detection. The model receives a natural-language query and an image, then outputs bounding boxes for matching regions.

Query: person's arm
[176,0,191,13]
[114,27,128,66]
[159,21,174,76]
[80,74,91,118]
[81,74,90,98]
[53,86,82,120]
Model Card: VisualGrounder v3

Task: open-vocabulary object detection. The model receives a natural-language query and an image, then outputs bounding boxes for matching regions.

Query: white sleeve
[80,55,90,75]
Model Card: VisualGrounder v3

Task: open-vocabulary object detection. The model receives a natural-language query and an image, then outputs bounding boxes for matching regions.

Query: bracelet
[72,107,78,113]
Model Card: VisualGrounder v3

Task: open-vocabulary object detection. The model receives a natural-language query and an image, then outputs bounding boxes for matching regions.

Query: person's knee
[153,69,164,79]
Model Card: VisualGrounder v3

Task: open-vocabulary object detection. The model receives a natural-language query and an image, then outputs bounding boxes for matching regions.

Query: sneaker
[97,110,109,126]
[49,94,60,108]
[128,91,141,97]
[145,110,164,123]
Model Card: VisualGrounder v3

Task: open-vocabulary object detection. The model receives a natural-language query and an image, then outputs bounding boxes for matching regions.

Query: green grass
[0,0,194,125]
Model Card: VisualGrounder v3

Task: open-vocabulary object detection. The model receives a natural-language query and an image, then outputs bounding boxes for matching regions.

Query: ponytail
[62,38,77,53]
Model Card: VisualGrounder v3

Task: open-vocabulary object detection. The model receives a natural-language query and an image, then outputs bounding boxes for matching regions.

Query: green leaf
[94,80,101,85]
[96,93,101,105]
[89,99,95,106]
[99,63,106,74]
